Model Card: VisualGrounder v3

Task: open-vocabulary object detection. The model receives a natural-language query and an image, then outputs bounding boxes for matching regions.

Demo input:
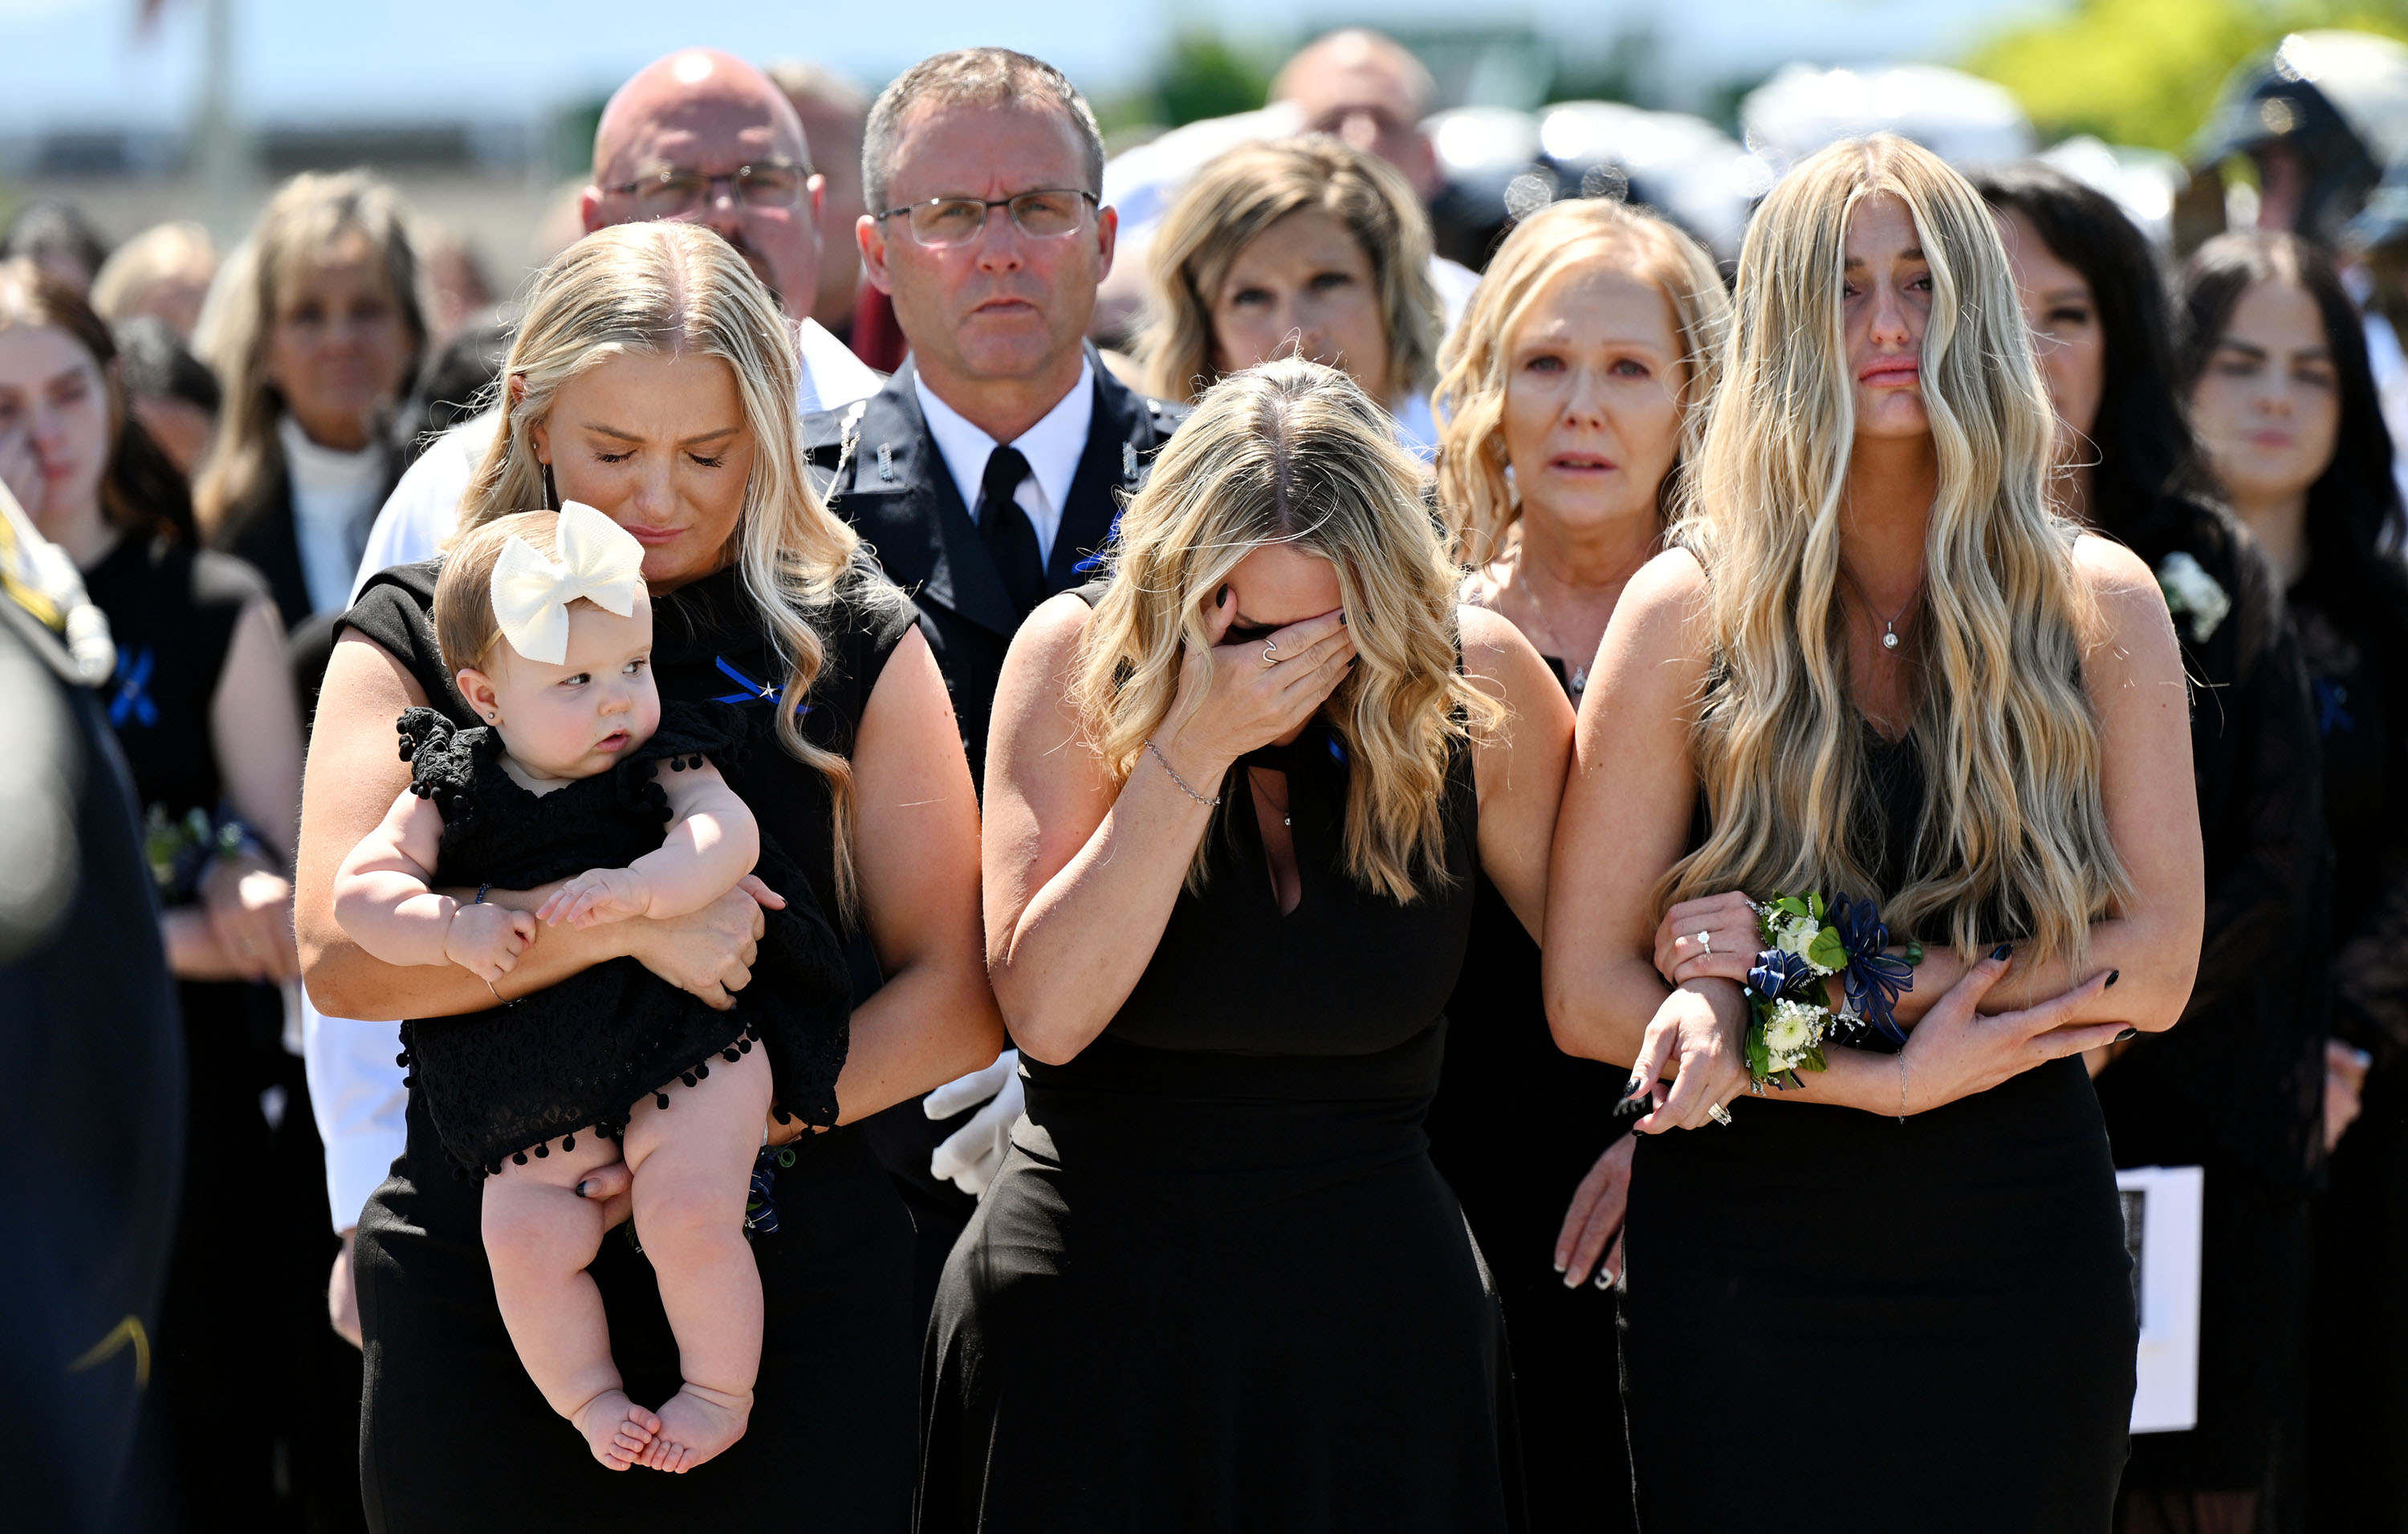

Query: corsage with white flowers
[1743,891,1919,1088]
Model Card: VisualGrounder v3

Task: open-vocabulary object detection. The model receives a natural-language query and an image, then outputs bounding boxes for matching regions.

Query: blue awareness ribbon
[109,648,157,729]
[1072,511,1124,576]
[2316,677,2355,737]
[710,656,808,718]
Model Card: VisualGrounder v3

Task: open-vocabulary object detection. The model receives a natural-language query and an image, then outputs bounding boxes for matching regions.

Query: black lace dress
[389,700,851,1175]
[2086,497,2327,1525]
[1621,726,2138,1532]
[920,717,1523,1532]
[342,558,924,1529]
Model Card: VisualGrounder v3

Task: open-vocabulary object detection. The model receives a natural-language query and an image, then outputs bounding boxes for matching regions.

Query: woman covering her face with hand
[1426,193,1728,1534]
[1547,136,2203,1530]
[0,258,315,1527]
[2178,228,2408,1532]
[1979,166,2329,1534]
[925,358,1572,1529]
[1143,135,1446,455]
[295,220,1002,1528]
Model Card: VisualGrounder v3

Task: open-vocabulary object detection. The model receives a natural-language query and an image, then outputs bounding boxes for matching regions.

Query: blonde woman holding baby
[295,221,1001,1527]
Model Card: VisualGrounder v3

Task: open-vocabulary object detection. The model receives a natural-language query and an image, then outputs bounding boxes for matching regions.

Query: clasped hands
[1625,891,2127,1133]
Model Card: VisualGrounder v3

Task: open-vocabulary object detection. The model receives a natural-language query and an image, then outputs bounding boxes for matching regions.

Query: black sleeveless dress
[920,714,1523,1532]
[341,558,923,1530]
[391,699,851,1176]
[1620,727,2137,1532]
[83,532,368,1528]
[1426,656,1631,1534]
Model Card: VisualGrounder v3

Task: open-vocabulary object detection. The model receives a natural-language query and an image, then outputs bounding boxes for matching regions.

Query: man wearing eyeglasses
[802,47,1187,1320]
[345,47,880,606]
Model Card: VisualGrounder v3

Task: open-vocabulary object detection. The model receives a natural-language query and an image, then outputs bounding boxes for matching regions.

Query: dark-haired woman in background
[0,258,323,1526]
[1980,168,2328,1534]
[2178,229,2408,1533]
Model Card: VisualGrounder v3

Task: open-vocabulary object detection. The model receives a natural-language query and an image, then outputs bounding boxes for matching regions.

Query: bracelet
[1897,1052,1909,1123]
[1143,739,1222,808]
[474,883,490,905]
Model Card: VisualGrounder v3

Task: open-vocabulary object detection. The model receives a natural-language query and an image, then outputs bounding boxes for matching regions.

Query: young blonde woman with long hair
[1426,194,1727,1534]
[293,220,1002,1528]
[923,358,1571,1529]
[1546,136,2203,1528]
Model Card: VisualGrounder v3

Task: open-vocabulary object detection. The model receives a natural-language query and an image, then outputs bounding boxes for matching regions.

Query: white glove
[926,1049,1023,1197]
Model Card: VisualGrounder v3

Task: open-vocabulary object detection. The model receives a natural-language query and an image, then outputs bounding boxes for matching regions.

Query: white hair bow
[489,502,645,665]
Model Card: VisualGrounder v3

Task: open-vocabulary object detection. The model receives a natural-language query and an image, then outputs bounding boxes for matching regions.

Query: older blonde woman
[1547,135,2203,1529]
[195,172,422,629]
[295,221,1001,1527]
[1424,194,1727,1534]
[923,359,1571,1529]
[1143,136,1444,454]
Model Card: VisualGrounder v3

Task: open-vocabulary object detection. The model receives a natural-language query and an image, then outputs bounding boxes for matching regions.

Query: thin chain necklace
[1251,767,1291,828]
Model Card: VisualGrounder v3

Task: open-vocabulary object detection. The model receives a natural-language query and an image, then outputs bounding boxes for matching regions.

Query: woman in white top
[195,171,423,632]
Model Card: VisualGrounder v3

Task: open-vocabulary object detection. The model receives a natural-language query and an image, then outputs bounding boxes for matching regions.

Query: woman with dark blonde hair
[1142,136,1445,453]
[924,358,1572,1528]
[295,220,1002,1526]
[195,170,424,629]
[1426,193,1728,1534]
[1548,136,2203,1528]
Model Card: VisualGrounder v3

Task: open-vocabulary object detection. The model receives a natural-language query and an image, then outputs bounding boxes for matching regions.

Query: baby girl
[334,503,849,1474]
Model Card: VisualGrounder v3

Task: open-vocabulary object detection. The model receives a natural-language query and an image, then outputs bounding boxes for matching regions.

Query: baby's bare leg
[619,1045,773,1473]
[482,1133,658,1469]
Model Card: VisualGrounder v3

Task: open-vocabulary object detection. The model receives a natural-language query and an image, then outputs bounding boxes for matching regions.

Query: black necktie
[978,445,1047,620]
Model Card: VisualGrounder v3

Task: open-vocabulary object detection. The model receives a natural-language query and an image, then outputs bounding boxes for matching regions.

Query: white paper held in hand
[2117,1163,2204,1434]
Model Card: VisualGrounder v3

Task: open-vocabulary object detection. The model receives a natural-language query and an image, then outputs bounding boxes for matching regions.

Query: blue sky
[0,0,2059,134]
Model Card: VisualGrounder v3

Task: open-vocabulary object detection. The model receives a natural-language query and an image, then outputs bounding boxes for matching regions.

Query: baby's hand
[445,902,537,982]
[538,868,653,930]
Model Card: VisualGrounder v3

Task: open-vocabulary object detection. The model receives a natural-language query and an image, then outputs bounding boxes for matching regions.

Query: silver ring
[1707,1101,1734,1126]
[1263,639,1279,666]
[1698,929,1711,956]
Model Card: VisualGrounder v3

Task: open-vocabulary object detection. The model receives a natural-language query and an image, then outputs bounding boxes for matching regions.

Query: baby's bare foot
[637,1382,752,1473]
[570,1388,659,1471]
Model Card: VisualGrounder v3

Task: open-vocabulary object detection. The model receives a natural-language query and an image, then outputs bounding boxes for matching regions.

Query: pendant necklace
[1846,570,1920,651]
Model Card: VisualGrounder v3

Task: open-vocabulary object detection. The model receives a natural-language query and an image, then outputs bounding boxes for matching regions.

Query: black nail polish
[1990,943,2013,962]
[1620,1074,1646,1102]
[1216,584,1230,607]
[573,1181,590,1199]
[2114,1027,2137,1043]
[2106,970,2121,987]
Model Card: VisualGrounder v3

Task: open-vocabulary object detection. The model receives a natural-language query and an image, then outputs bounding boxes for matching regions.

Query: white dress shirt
[913,357,1095,569]
[313,318,881,1232]
[279,414,386,617]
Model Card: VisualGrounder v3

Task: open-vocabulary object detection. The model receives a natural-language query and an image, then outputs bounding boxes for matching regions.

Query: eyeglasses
[875,189,1099,249]
[604,162,812,218]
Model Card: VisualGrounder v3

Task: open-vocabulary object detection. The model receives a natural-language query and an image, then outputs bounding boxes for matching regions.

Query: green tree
[1155,34,1271,128]
[1967,0,2408,153]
